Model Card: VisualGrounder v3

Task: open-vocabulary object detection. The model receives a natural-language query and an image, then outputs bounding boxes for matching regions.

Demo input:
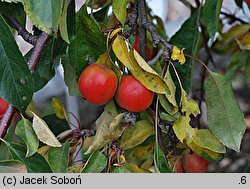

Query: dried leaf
[171,46,186,65]
[31,112,62,147]
[112,35,169,94]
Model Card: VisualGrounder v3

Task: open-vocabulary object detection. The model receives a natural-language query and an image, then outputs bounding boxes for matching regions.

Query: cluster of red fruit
[78,64,154,112]
[173,152,209,173]
[78,37,157,112]
[0,97,8,117]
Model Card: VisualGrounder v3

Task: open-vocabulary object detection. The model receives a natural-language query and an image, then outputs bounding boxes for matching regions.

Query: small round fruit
[0,97,8,117]
[133,35,158,61]
[78,64,118,105]
[115,75,154,112]
[174,159,183,173]
[183,153,208,173]
[244,0,250,6]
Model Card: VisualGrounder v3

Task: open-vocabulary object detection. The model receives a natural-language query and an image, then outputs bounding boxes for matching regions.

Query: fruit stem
[104,37,115,66]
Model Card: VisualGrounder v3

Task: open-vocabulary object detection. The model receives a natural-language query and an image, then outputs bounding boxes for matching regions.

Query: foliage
[0,0,249,173]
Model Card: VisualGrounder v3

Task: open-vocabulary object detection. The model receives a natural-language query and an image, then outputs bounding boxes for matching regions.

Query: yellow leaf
[133,50,160,75]
[51,98,69,121]
[95,53,111,67]
[236,33,250,50]
[163,66,178,108]
[181,89,200,116]
[109,28,123,39]
[173,116,196,143]
[31,112,62,147]
[171,46,186,65]
[112,36,169,94]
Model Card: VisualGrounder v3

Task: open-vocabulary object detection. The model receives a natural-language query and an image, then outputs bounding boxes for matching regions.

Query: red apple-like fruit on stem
[0,97,8,117]
[183,152,208,173]
[244,0,250,6]
[78,64,118,106]
[115,75,154,112]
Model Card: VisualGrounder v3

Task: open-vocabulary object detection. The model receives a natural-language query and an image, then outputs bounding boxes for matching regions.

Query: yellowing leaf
[171,46,186,65]
[31,112,62,147]
[237,33,250,50]
[173,115,226,160]
[96,53,111,67]
[109,28,123,39]
[158,94,178,115]
[113,0,129,25]
[51,97,68,120]
[181,89,200,116]
[133,50,160,75]
[84,101,124,155]
[112,36,169,94]
[164,66,178,108]
[173,116,196,143]
[121,120,154,150]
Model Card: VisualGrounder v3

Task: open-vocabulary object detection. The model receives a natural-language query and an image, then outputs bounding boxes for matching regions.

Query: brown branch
[0,105,15,139]
[5,16,38,45]
[138,0,172,61]
[138,0,147,60]
[221,11,248,24]
[28,32,50,74]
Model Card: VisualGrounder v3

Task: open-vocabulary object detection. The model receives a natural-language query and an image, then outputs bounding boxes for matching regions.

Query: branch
[28,32,50,74]
[221,11,248,24]
[5,16,38,45]
[138,0,147,60]
[0,25,50,143]
[0,104,15,139]
[138,0,172,61]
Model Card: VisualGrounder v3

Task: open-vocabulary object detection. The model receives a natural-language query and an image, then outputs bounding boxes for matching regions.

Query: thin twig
[221,11,248,24]
[138,0,172,61]
[0,104,15,139]
[5,16,38,45]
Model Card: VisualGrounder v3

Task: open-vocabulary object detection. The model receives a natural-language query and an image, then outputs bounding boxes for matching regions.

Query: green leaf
[0,15,34,112]
[112,166,131,173]
[154,143,173,173]
[164,66,178,108]
[15,116,39,157]
[2,141,52,173]
[67,164,83,173]
[186,129,226,160]
[121,120,154,150]
[93,4,110,24]
[48,142,70,173]
[113,0,129,25]
[203,0,223,38]
[82,151,107,173]
[235,0,244,7]
[61,54,81,96]
[0,2,24,16]
[59,0,69,43]
[158,94,178,115]
[32,112,62,147]
[0,160,27,173]
[205,72,246,152]
[69,5,106,76]
[21,0,64,34]
[170,9,200,93]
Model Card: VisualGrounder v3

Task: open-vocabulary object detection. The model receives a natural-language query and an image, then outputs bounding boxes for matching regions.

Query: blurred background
[14,0,250,172]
